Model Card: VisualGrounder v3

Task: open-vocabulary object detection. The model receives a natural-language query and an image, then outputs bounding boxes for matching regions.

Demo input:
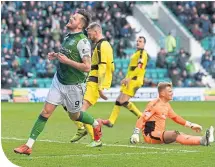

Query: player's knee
[41,109,52,118]
[172,130,180,138]
[116,99,129,106]
[115,101,122,106]
[63,106,67,111]
[121,101,129,107]
[70,112,80,121]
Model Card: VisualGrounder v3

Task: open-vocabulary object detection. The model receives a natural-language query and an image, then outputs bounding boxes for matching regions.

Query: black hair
[77,9,91,30]
[139,36,146,43]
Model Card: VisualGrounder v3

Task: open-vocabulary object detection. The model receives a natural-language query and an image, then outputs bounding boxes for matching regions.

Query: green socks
[29,115,48,140]
[29,112,94,141]
[77,111,94,125]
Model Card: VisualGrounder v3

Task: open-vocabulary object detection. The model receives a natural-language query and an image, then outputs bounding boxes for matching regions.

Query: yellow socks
[74,121,84,129]
[84,124,94,140]
[108,101,141,125]
[73,121,94,141]
[109,102,121,125]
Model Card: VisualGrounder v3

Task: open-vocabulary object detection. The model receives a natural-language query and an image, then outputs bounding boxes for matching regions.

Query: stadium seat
[19,57,27,66]
[121,59,130,68]
[157,68,168,78]
[122,68,127,75]
[151,71,158,79]
[145,71,151,79]
[37,79,45,88]
[44,78,52,88]
[123,48,136,56]
[114,59,122,69]
[201,37,210,50]
[147,60,156,69]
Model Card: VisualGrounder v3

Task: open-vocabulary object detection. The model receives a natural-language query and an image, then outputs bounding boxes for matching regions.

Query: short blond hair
[86,22,101,30]
[157,82,172,93]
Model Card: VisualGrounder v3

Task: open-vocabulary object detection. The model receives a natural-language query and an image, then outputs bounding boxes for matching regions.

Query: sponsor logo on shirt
[82,48,90,54]
[60,47,71,57]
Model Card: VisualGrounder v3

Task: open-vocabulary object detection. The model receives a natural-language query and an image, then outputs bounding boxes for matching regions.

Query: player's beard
[66,23,76,31]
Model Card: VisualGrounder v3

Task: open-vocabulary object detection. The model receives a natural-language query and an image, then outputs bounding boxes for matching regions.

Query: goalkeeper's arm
[171,115,202,133]
[130,116,144,144]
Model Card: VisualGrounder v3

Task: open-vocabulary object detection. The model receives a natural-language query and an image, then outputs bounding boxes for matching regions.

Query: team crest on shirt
[69,40,75,45]
[144,110,151,117]
[82,48,90,54]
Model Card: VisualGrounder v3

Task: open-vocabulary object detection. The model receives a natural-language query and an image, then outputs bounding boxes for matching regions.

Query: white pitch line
[13,151,192,160]
[2,137,199,153]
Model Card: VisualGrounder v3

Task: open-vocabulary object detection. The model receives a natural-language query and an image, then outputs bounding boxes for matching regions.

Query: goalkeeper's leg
[163,129,213,146]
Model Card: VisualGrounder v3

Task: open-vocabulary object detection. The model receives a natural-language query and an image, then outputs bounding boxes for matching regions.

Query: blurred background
[1,1,215,102]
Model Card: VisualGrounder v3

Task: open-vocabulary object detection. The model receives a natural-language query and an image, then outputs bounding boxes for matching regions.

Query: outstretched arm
[168,107,202,133]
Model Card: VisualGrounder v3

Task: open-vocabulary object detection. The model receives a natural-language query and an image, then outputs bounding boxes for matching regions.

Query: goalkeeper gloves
[130,128,140,144]
[185,121,202,133]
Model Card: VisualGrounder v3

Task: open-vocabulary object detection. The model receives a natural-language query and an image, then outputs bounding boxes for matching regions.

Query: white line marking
[2,137,199,153]
[13,151,192,160]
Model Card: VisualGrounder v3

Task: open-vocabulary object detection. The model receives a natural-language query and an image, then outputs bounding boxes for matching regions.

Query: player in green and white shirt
[14,9,103,155]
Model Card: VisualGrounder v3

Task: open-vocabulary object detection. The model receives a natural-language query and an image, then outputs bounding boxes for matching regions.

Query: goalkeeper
[130,82,214,146]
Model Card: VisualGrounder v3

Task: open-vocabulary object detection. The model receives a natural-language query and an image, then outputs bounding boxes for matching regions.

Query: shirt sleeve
[98,42,112,64]
[77,38,91,58]
[135,101,156,129]
[98,42,113,90]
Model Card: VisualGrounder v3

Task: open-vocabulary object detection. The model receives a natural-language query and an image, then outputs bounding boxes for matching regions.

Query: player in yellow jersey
[70,22,114,147]
[102,36,148,127]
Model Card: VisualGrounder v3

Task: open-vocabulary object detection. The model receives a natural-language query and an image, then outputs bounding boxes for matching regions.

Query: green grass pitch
[1,102,215,167]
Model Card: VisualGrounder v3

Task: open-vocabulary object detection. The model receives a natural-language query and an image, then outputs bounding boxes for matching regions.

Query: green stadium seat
[20,48,26,57]
[151,71,157,79]
[201,37,209,50]
[152,78,159,84]
[122,68,127,75]
[121,59,130,68]
[37,78,45,88]
[19,78,25,85]
[145,72,151,79]
[158,77,171,82]
[123,48,135,56]
[21,37,27,44]
[156,68,168,78]
[114,68,120,74]
[157,72,165,78]
[43,78,52,88]
[19,57,26,66]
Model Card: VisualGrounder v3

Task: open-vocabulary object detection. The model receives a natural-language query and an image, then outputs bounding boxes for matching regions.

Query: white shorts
[46,74,86,113]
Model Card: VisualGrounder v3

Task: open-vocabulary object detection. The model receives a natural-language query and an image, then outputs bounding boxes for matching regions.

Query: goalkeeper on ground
[102,36,148,127]
[130,82,214,146]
